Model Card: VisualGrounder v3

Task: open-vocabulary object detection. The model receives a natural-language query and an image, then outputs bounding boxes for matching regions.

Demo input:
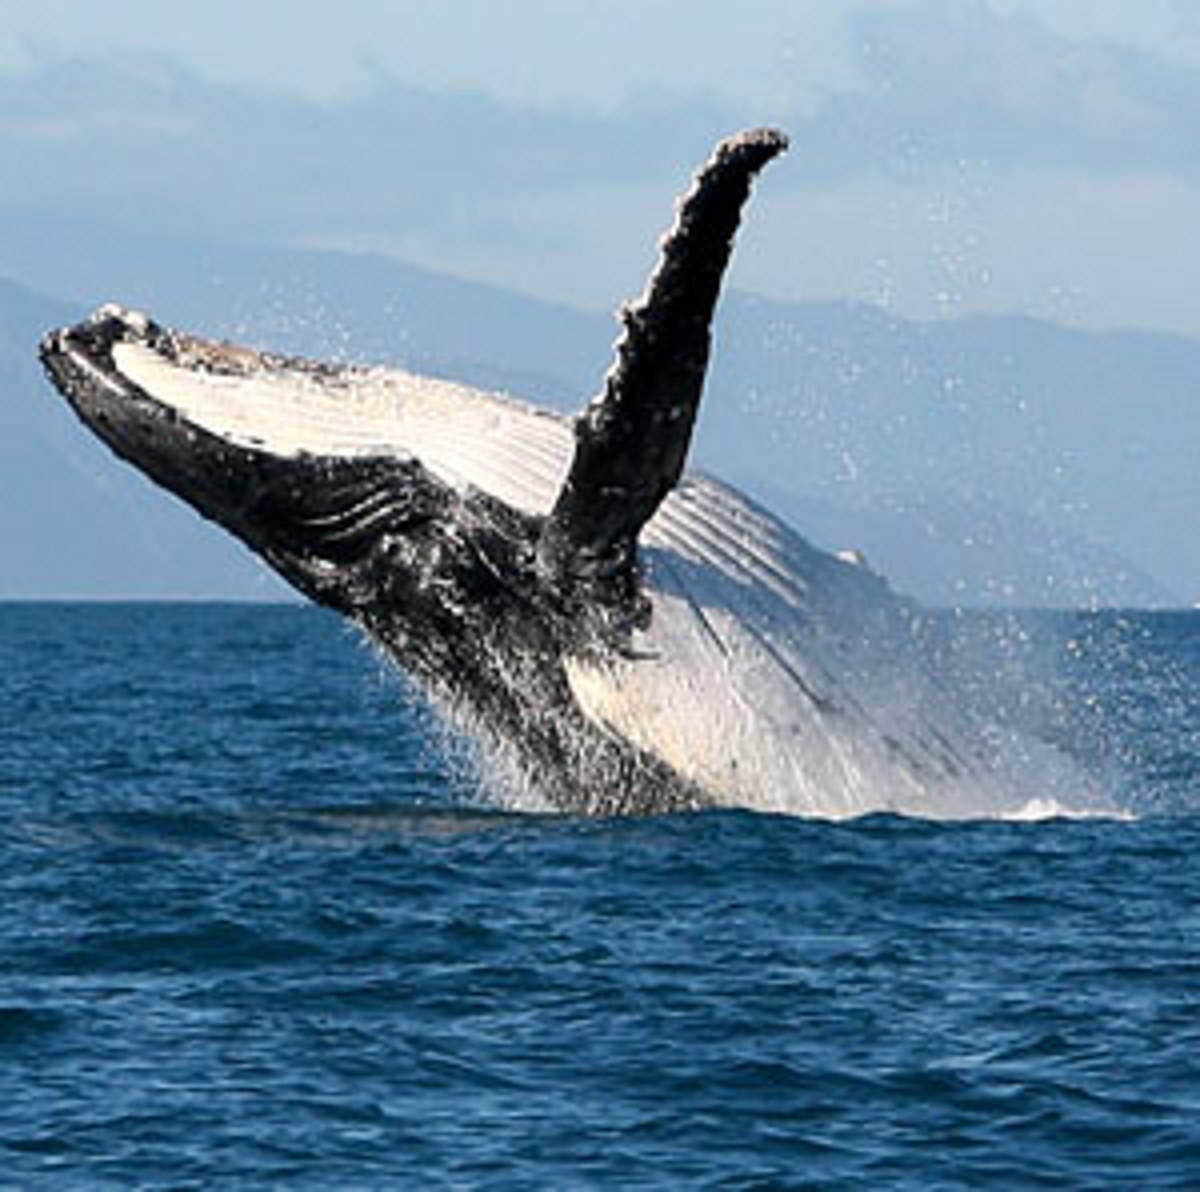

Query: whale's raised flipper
[537,129,788,605]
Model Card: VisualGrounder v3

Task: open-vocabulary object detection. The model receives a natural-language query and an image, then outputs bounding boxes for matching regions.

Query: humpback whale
[39,129,1082,818]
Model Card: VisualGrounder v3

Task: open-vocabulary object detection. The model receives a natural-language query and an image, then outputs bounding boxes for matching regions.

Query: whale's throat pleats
[110,339,575,517]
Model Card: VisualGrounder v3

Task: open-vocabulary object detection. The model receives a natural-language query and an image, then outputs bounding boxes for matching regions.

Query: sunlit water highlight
[2,603,1199,1187]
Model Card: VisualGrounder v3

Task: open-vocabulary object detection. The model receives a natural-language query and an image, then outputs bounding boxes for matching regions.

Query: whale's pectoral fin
[536,129,788,606]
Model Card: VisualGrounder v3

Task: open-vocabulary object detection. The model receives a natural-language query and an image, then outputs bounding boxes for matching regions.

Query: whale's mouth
[45,304,574,510]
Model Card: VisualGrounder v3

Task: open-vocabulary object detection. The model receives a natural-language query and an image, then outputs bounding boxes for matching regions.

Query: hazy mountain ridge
[1,236,1194,605]
[704,295,1196,604]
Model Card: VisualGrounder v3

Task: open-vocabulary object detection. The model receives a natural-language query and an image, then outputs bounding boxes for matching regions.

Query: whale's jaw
[40,306,507,614]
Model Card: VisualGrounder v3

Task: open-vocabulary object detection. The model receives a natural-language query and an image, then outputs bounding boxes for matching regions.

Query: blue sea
[2,602,1199,1189]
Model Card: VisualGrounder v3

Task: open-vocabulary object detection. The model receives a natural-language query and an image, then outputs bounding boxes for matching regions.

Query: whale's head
[39,305,556,640]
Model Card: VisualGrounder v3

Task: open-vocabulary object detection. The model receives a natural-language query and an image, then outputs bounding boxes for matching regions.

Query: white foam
[1003,796,1134,822]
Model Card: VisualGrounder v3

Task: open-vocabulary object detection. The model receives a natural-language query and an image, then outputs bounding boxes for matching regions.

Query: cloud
[10,4,1200,256]
[7,10,1200,326]
[786,2,1200,182]
[0,55,737,247]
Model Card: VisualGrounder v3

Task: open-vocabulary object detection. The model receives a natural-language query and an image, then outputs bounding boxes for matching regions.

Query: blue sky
[4,1,1200,334]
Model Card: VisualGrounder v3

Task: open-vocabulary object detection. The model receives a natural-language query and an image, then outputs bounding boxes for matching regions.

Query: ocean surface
[2,601,1199,1189]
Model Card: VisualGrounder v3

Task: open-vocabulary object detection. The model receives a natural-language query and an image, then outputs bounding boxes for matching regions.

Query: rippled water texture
[2,604,1199,1187]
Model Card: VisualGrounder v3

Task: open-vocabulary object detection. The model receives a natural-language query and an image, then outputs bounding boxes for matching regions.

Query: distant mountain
[702,297,1199,605]
[0,205,609,403]
[2,224,1195,605]
[757,486,1176,609]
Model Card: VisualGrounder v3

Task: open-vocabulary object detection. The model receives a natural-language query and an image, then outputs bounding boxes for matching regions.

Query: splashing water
[404,600,1126,823]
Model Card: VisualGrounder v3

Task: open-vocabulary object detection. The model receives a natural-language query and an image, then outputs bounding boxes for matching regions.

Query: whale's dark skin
[39,131,788,815]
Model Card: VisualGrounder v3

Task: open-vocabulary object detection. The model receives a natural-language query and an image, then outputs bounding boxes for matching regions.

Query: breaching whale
[39,129,1082,819]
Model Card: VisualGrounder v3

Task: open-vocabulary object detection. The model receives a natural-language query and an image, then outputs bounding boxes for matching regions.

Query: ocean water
[2,601,1199,1188]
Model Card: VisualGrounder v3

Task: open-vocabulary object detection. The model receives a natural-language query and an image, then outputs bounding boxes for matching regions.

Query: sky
[5,1,1200,334]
